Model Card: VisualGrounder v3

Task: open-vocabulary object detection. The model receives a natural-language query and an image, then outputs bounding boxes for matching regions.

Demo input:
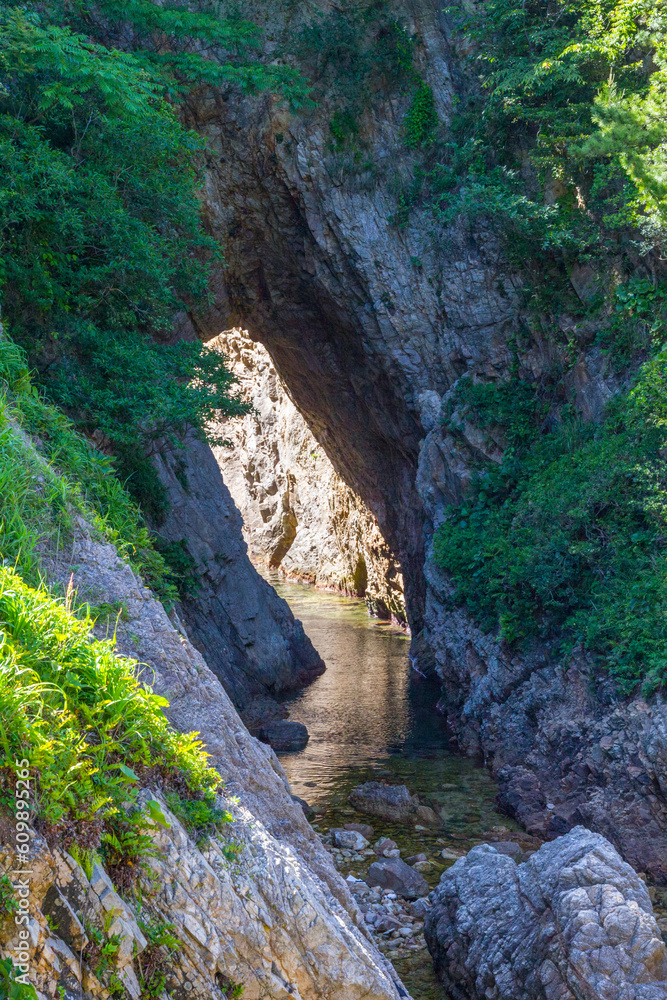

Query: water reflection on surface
[266,573,516,841]
[262,574,517,1000]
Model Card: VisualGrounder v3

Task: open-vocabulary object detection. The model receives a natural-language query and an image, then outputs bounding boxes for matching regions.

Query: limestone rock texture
[424,827,667,1000]
[164,0,667,878]
[149,429,324,710]
[24,515,406,1000]
[1,795,405,1000]
[209,329,405,622]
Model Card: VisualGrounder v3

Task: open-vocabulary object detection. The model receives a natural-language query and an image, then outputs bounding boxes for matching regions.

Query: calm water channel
[265,574,519,1000]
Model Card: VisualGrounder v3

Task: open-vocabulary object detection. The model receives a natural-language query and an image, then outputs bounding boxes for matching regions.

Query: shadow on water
[266,575,515,836]
[262,574,518,1000]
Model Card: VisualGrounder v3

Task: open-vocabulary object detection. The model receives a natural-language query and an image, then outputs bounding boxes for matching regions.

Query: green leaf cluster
[0,958,37,1000]
[0,334,179,603]
[164,789,232,846]
[0,0,304,514]
[397,0,667,262]
[403,83,437,148]
[0,562,222,843]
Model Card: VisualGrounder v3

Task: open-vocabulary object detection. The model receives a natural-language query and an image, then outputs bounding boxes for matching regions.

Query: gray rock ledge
[424,826,667,1000]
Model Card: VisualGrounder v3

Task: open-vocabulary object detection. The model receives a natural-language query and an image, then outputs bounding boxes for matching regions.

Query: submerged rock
[258,719,309,751]
[425,826,667,1000]
[345,822,375,839]
[375,838,401,858]
[367,858,429,899]
[350,783,419,823]
[414,805,441,828]
[331,828,370,850]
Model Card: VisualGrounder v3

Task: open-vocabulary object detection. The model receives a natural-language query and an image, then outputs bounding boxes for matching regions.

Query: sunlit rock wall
[210,330,405,622]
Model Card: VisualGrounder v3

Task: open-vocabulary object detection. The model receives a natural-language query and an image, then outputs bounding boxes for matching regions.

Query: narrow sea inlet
[265,574,521,1000]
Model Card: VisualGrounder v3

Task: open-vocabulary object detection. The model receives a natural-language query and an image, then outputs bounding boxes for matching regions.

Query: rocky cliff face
[149,429,324,711]
[209,329,405,621]
[170,0,667,878]
[27,509,405,1000]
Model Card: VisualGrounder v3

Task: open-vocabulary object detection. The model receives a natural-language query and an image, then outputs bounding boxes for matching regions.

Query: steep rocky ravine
[172,0,667,879]
[209,329,405,622]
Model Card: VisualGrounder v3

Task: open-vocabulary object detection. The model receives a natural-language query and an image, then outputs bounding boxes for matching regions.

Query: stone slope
[162,0,667,878]
[209,329,405,621]
[424,827,667,1000]
[28,512,406,1000]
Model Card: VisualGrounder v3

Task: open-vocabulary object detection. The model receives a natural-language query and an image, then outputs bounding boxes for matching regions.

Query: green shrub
[0,565,222,849]
[136,915,180,1000]
[435,344,667,693]
[403,84,437,148]
[0,335,178,603]
[0,0,306,514]
[164,790,232,846]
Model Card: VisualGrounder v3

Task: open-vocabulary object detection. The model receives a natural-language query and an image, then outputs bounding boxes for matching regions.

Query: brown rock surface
[210,329,405,622]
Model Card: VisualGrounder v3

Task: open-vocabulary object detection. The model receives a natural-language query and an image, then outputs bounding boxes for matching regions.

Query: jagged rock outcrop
[148,430,324,710]
[31,513,406,1000]
[209,329,405,621]
[2,790,405,1000]
[425,587,667,881]
[161,0,667,878]
[424,827,667,1000]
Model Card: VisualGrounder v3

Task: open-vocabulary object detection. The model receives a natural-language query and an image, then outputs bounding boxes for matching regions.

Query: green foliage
[0,335,178,603]
[435,337,667,693]
[597,275,667,369]
[396,0,666,265]
[0,0,296,515]
[152,538,200,602]
[218,976,245,1000]
[450,374,550,448]
[83,917,123,979]
[0,875,16,917]
[0,564,222,850]
[136,915,180,1000]
[403,84,437,148]
[0,958,37,1000]
[415,5,667,695]
[164,790,232,846]
[101,808,166,892]
[330,109,359,151]
[43,325,248,521]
